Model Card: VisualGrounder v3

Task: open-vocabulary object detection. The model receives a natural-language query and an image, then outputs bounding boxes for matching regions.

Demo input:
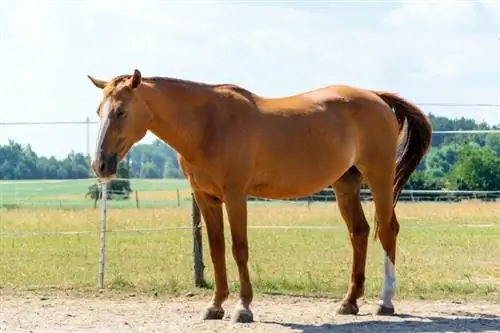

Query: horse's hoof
[202,306,225,320]
[375,304,395,316]
[231,307,254,323]
[336,301,359,315]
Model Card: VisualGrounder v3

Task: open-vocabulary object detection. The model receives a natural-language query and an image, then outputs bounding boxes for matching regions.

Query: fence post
[98,182,108,290]
[191,192,206,287]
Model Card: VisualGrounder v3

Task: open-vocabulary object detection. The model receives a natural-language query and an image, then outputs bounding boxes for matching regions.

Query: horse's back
[255,84,385,112]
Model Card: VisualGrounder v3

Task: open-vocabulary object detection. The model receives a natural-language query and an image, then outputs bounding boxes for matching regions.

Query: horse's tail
[374,91,433,205]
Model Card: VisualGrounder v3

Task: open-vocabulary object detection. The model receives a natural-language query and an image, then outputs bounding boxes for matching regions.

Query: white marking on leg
[379,254,396,308]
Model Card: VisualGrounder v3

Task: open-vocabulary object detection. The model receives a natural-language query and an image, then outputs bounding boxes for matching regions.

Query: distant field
[1,200,499,302]
[0,178,192,208]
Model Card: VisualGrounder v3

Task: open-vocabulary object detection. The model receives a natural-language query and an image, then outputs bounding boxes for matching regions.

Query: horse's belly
[249,156,343,199]
[248,181,329,199]
[248,128,356,199]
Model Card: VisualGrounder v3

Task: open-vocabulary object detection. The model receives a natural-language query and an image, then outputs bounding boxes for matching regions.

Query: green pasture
[0,178,191,208]
[1,201,499,302]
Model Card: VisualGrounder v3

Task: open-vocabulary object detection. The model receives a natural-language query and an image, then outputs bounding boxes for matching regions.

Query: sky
[1,0,499,158]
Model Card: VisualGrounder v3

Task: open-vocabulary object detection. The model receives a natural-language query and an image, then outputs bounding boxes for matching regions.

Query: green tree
[448,144,500,191]
[140,162,162,179]
[485,133,500,155]
[423,144,460,179]
[405,170,444,190]
[163,160,179,178]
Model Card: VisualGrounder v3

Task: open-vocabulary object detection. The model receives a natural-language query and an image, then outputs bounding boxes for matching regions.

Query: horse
[87,69,432,323]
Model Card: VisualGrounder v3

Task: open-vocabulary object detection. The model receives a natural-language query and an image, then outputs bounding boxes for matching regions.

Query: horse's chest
[189,169,224,198]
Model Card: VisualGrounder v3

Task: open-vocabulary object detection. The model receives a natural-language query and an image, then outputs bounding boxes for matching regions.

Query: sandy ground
[1,294,499,333]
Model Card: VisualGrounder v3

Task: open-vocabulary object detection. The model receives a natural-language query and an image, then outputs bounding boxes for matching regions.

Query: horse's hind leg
[358,163,400,316]
[332,167,370,315]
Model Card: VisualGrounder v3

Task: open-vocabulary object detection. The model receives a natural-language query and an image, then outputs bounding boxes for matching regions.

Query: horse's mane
[109,74,225,90]
[108,74,258,105]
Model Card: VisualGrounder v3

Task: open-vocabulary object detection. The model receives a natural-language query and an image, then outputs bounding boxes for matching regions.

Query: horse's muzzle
[92,153,118,179]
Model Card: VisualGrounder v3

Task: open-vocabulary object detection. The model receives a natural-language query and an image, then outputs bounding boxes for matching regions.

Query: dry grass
[1,200,499,303]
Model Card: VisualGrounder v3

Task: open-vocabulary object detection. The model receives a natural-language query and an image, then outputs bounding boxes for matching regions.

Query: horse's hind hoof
[231,307,254,323]
[375,304,395,316]
[202,306,225,320]
[336,301,359,315]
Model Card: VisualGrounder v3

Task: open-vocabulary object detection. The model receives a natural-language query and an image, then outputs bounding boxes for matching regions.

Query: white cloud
[0,0,498,158]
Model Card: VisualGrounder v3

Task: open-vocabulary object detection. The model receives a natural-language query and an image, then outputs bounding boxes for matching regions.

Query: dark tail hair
[374,91,433,205]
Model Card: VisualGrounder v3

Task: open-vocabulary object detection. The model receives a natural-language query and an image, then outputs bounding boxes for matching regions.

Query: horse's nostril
[99,160,107,173]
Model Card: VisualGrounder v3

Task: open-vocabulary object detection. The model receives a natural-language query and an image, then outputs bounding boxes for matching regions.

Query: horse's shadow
[261,312,500,333]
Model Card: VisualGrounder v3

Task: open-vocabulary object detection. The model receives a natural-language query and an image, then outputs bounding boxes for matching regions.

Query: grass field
[0,178,192,208]
[1,195,499,303]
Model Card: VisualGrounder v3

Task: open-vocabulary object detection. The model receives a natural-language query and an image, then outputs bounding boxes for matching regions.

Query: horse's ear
[129,69,142,89]
[87,75,108,89]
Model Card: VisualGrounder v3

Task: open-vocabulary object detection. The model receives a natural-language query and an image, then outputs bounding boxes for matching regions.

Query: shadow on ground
[262,312,500,333]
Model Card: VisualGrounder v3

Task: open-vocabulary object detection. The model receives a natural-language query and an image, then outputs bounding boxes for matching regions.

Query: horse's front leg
[224,189,254,323]
[193,190,229,320]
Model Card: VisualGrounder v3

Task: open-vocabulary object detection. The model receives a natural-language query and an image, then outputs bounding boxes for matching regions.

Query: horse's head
[88,69,152,180]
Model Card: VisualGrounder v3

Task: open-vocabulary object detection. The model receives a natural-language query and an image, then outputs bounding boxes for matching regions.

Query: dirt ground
[1,294,499,333]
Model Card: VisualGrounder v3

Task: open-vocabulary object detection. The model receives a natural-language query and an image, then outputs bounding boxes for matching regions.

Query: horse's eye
[115,108,126,119]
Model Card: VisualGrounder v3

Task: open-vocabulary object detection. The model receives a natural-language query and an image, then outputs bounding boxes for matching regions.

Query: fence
[1,126,499,290]
[1,177,499,209]
[1,176,499,290]
[101,180,500,289]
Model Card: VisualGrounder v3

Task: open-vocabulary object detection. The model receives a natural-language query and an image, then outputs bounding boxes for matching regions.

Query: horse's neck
[139,80,210,163]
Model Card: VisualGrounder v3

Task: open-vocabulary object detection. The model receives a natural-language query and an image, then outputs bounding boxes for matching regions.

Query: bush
[85,161,133,200]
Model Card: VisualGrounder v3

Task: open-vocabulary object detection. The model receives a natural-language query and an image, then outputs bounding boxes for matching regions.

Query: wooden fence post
[191,192,206,287]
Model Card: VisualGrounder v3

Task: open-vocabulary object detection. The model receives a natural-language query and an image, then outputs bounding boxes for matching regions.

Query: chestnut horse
[88,69,432,323]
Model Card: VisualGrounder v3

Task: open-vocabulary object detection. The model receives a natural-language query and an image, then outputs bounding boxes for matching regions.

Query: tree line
[1,113,499,192]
